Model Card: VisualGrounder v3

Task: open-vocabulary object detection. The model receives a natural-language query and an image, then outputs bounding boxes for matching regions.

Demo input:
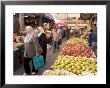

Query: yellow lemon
[77,66,81,70]
[82,66,86,71]
[68,68,72,72]
[72,66,75,70]
[77,70,81,74]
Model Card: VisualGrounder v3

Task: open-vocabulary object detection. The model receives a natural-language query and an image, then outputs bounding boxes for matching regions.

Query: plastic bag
[33,55,44,70]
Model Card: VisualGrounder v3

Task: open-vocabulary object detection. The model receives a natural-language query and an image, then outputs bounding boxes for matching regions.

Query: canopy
[54,22,68,27]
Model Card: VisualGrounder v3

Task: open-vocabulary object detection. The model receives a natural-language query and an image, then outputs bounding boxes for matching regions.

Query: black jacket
[38,33,47,47]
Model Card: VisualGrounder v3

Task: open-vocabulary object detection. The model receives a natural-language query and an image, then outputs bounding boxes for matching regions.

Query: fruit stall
[13,35,24,72]
[43,37,97,76]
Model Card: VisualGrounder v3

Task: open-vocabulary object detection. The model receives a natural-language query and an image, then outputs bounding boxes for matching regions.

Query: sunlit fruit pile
[67,37,88,45]
[51,55,97,75]
[60,43,96,58]
[13,42,24,51]
[50,37,97,76]
[43,69,76,76]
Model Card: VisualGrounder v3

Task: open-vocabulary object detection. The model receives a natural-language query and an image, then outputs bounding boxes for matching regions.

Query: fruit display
[43,69,77,76]
[67,37,88,45]
[60,43,96,58]
[13,42,24,51]
[51,55,97,75]
[49,36,97,76]
[13,36,24,51]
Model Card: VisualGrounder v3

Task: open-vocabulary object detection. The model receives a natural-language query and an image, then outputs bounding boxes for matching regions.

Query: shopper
[31,24,39,36]
[88,29,95,48]
[57,27,62,40]
[51,26,59,53]
[57,26,62,48]
[37,27,47,64]
[23,26,40,75]
[92,30,97,56]
[65,27,70,40]
[61,27,65,38]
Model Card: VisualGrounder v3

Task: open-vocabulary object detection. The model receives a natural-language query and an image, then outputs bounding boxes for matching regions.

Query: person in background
[70,29,74,37]
[37,27,47,64]
[88,29,95,48]
[57,26,62,49]
[61,27,65,38]
[51,26,59,53]
[92,27,97,56]
[65,26,70,40]
[46,31,53,49]
[63,27,66,38]
[57,26,62,40]
[31,24,39,35]
[23,26,40,75]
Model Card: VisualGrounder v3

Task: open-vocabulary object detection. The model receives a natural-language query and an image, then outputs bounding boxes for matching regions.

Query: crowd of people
[19,23,97,75]
[23,24,70,75]
[23,26,46,75]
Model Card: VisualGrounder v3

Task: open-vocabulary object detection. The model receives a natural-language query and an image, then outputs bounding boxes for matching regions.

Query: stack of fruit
[13,42,24,51]
[60,43,96,58]
[67,37,88,45]
[51,55,97,75]
[50,37,97,76]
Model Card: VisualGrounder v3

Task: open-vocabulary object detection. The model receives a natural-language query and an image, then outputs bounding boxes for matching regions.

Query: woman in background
[51,26,59,53]
[37,27,47,64]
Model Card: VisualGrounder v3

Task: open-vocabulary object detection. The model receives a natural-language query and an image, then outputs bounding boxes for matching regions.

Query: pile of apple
[67,37,88,45]
[51,55,97,75]
[60,43,96,58]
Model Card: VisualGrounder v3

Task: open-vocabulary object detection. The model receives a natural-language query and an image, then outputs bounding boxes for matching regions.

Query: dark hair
[31,23,36,28]
[90,29,93,32]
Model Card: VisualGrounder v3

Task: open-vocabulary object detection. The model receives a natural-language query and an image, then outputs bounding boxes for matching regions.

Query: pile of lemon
[51,55,97,75]
[67,37,88,45]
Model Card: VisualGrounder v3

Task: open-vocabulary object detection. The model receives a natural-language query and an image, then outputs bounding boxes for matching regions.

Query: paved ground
[14,38,68,75]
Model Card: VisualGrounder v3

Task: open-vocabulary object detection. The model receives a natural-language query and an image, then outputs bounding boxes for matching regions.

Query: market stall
[13,35,24,71]
[43,37,97,76]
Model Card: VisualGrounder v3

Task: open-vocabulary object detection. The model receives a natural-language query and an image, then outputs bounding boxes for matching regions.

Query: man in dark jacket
[65,27,70,40]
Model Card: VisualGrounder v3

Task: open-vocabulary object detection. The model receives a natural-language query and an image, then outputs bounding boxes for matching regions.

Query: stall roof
[21,13,54,19]
[43,13,54,20]
[80,13,96,20]
[24,13,32,16]
[23,13,41,16]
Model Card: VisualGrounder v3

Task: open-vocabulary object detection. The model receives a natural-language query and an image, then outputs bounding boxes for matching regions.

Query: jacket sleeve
[40,33,47,46]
